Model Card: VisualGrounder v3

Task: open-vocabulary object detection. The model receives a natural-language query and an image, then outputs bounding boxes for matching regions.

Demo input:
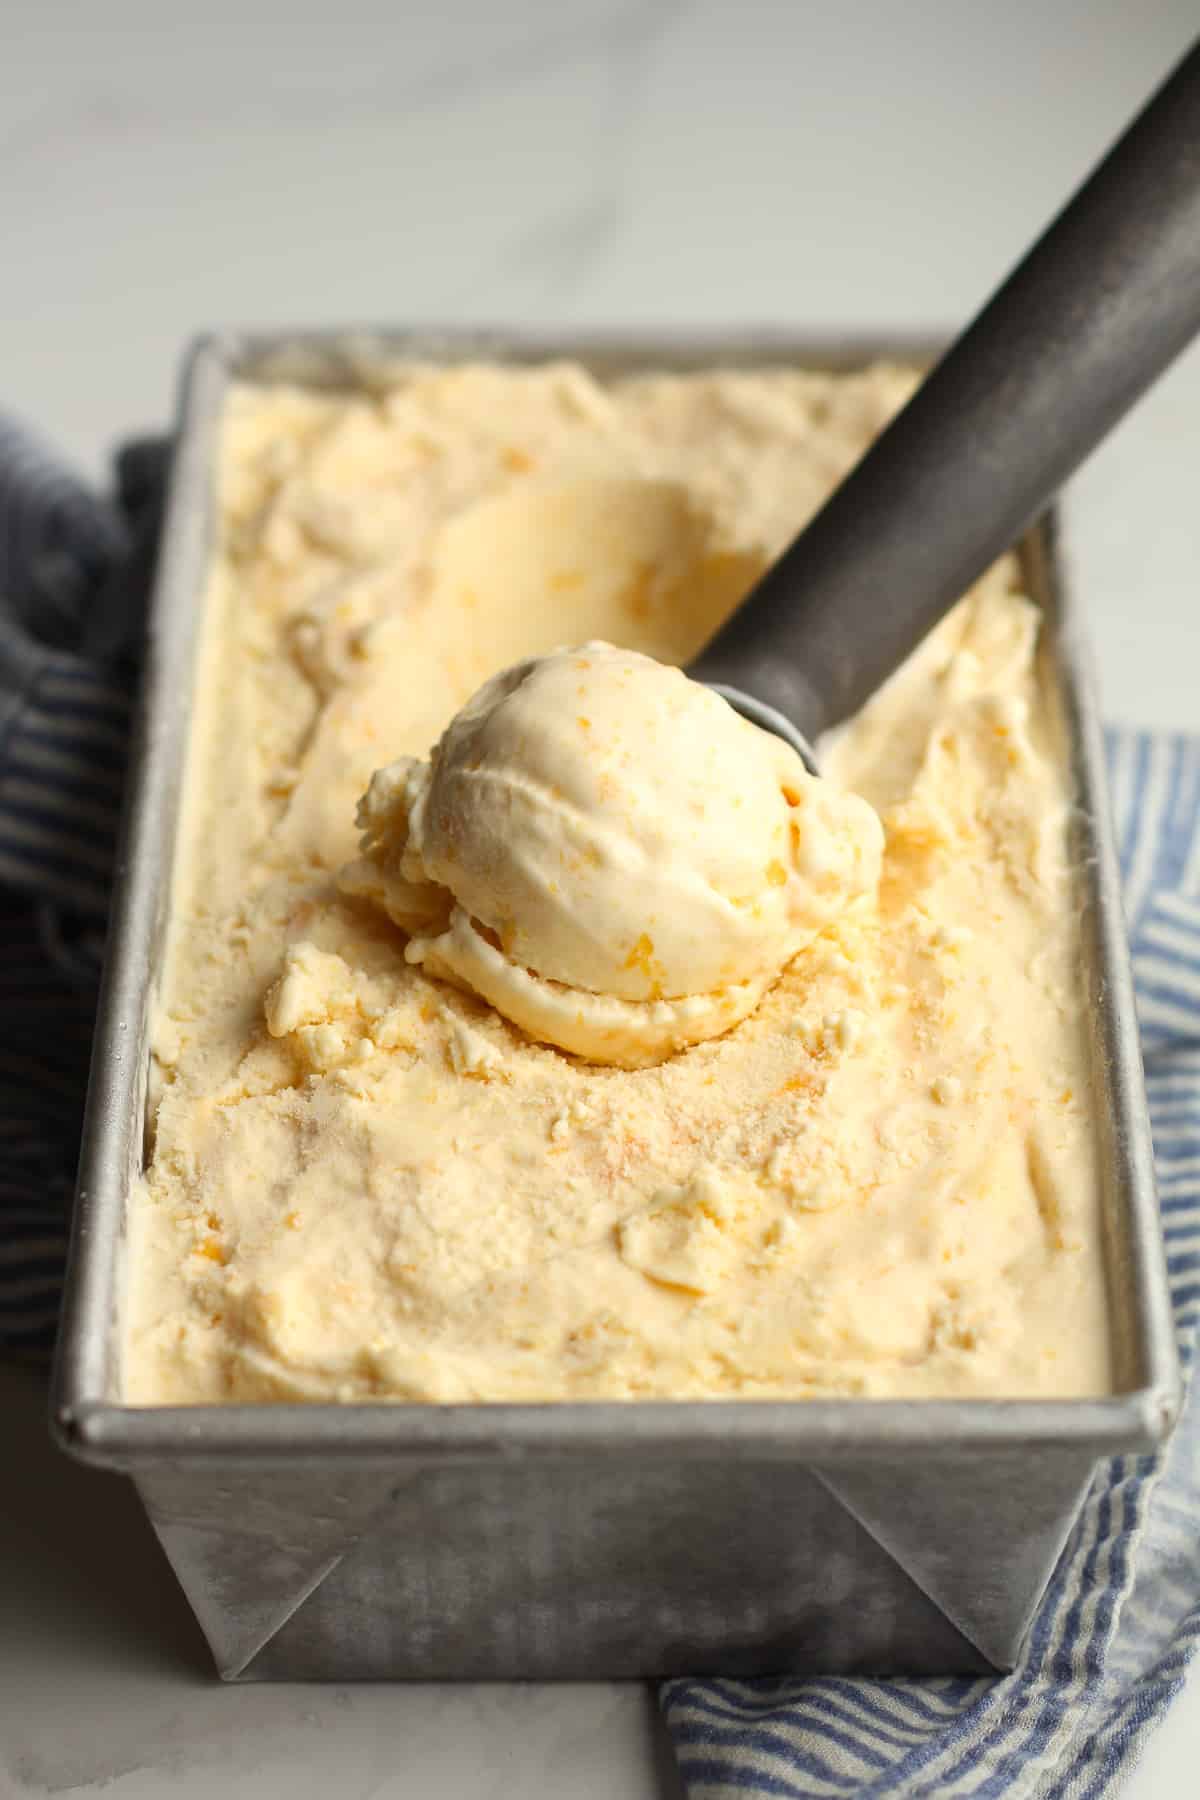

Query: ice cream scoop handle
[688,40,1200,739]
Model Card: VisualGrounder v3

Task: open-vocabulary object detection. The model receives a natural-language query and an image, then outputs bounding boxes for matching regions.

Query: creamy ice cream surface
[124,360,1112,1403]
[337,641,883,1065]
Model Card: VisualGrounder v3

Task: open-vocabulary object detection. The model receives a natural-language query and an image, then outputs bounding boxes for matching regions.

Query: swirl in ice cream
[339,642,882,1066]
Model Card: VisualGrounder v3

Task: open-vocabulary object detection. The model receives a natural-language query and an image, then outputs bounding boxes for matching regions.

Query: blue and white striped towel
[1,414,1196,1794]
[0,417,163,1356]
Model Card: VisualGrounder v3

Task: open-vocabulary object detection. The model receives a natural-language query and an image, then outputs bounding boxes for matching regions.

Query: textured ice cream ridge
[123,360,1111,1405]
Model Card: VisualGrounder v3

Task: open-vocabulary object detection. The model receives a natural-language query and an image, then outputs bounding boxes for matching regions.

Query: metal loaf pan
[52,330,1180,1682]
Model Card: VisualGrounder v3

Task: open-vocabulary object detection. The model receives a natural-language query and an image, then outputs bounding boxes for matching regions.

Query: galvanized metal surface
[51,330,1181,1681]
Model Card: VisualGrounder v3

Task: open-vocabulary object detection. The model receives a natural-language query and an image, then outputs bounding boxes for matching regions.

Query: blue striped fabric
[0,417,135,1356]
[0,414,1197,1787]
[663,741,1200,1795]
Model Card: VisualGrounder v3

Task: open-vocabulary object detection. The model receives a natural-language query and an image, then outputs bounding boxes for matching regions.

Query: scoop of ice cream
[339,642,882,1065]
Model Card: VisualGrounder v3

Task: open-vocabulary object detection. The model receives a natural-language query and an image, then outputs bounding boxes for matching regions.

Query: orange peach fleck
[620,560,657,619]
[777,1070,820,1096]
[623,934,656,978]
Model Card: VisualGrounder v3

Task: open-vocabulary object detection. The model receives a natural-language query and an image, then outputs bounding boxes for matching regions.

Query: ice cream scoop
[339,643,881,1066]
[691,39,1200,766]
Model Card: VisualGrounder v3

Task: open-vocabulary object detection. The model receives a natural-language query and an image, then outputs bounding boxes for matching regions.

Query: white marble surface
[3,0,1199,1793]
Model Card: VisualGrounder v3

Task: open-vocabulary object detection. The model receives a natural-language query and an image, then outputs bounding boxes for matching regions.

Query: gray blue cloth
[0,414,1196,1793]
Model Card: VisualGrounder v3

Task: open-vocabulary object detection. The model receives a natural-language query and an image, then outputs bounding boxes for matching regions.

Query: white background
[2,1,1198,1794]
